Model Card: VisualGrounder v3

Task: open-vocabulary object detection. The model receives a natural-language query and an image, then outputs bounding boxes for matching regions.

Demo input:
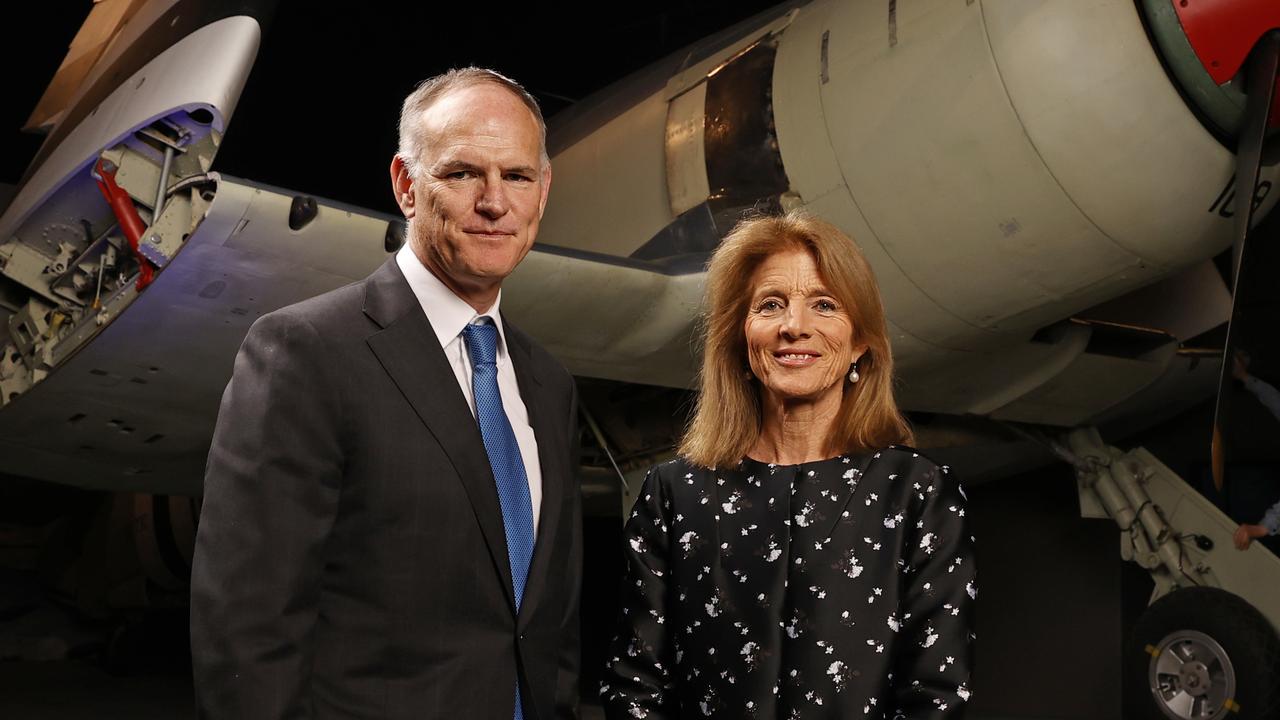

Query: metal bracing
[1061,427,1280,633]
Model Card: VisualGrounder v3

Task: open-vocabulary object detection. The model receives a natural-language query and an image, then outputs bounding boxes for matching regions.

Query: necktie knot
[462,319,499,368]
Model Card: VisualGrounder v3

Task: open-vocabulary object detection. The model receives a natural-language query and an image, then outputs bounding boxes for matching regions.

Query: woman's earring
[848,363,860,383]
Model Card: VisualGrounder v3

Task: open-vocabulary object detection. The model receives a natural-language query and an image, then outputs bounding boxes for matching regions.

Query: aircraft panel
[983,0,1280,267]
[819,0,1143,334]
[0,15,260,242]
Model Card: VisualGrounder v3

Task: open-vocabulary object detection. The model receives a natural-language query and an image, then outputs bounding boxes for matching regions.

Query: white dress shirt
[396,245,542,534]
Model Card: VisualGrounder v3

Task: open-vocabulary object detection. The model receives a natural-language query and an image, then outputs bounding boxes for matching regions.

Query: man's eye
[506,173,533,182]
[447,170,474,180]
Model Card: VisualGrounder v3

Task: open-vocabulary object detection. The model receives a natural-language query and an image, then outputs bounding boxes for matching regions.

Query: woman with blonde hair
[601,212,976,718]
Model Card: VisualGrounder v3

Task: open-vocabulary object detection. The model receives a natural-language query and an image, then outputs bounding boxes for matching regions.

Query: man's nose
[475,174,509,219]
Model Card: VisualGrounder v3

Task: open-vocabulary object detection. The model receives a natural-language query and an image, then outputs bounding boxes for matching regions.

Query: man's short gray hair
[397,67,548,179]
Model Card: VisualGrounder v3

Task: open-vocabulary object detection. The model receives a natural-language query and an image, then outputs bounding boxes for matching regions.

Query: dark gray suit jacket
[191,258,581,719]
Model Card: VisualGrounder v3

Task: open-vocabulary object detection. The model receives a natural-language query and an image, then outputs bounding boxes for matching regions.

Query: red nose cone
[1174,0,1280,126]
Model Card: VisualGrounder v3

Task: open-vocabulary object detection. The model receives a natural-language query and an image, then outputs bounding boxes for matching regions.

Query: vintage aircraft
[2,1,1280,717]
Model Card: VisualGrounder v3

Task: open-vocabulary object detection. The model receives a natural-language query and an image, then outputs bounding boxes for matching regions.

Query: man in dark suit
[190,68,581,719]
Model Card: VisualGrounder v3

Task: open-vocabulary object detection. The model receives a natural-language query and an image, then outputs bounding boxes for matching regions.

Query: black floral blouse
[601,447,976,719]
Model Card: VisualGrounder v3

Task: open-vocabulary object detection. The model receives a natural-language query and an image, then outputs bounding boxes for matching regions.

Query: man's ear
[537,164,552,219]
[390,155,415,219]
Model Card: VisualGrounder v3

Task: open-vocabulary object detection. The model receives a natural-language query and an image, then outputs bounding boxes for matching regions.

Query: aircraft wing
[2,0,1278,496]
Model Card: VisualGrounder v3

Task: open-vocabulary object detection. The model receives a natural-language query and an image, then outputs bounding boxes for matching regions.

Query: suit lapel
[504,321,565,630]
[362,258,518,614]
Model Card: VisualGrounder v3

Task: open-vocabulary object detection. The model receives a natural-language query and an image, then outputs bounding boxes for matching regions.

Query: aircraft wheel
[1128,587,1280,720]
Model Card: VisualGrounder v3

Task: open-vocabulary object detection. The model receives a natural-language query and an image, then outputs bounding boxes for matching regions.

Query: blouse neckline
[738,452,866,471]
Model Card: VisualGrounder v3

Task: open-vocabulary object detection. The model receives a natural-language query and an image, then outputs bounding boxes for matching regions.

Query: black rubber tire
[1127,587,1280,720]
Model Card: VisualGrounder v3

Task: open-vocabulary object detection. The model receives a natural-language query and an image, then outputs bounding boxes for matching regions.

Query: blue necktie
[461,319,534,720]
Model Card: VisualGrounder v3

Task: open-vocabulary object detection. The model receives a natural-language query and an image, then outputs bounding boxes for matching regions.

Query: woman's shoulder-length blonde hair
[678,210,913,468]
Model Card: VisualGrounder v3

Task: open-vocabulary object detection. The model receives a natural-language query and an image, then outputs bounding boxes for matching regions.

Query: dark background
[3,3,1269,719]
[2,0,782,210]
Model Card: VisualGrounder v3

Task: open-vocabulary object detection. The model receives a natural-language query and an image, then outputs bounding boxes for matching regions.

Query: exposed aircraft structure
[1,0,1275,490]
[2,1,1280,718]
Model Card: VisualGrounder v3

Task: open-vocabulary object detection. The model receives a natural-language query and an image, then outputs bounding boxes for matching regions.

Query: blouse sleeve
[600,465,679,719]
[891,458,977,718]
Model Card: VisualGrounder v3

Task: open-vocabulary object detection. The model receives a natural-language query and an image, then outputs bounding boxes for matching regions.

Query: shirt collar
[396,244,508,358]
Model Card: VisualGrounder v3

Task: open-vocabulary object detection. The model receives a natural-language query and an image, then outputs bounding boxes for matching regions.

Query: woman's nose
[780,305,811,338]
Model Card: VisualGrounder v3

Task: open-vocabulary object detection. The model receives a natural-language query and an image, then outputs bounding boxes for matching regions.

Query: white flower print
[794,501,817,528]
[721,490,742,515]
[827,660,849,691]
[839,549,864,579]
[679,531,699,556]
[705,595,721,617]
[605,454,975,719]
[922,623,939,648]
[764,539,782,563]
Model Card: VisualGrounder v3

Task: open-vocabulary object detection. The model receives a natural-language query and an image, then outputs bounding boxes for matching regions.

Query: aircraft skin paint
[0,0,1276,495]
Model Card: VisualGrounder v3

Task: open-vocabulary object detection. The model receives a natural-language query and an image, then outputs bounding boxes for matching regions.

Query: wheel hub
[1179,661,1211,696]
[1149,630,1236,720]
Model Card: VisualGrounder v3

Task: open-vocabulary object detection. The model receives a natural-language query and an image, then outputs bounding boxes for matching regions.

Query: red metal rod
[93,158,155,291]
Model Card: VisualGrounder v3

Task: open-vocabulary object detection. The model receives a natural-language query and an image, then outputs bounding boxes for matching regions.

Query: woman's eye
[816,300,838,312]
[758,299,783,312]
